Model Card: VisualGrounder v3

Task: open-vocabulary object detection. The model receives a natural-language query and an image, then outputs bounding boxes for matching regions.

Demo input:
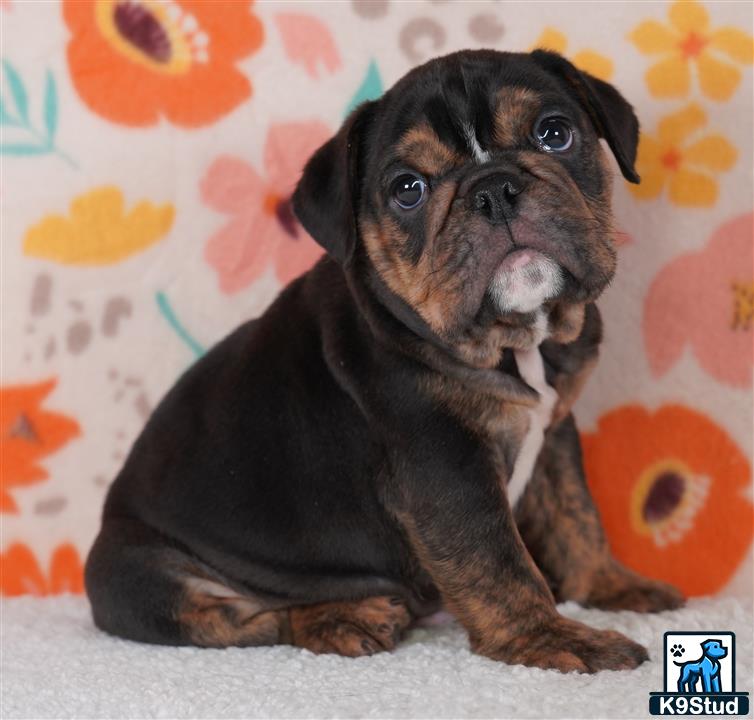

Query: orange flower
[583,405,753,596]
[629,104,736,206]
[63,0,264,127]
[0,379,80,513]
[630,0,754,101]
[532,27,613,81]
[0,543,84,596]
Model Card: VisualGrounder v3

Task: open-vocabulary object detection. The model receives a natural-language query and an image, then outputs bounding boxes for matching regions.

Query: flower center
[679,31,707,59]
[263,193,299,239]
[96,0,209,75]
[642,471,684,524]
[661,148,682,172]
[731,281,754,330]
[630,459,710,548]
[8,413,37,442]
[113,1,171,63]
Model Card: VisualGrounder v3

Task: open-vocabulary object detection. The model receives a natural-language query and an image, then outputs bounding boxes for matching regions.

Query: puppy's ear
[531,50,640,183]
[293,101,377,265]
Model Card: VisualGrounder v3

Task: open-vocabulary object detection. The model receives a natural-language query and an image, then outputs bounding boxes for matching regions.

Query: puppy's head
[701,640,728,660]
[294,50,639,364]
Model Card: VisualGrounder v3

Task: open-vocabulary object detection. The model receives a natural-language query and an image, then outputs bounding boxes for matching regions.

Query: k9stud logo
[649,632,749,715]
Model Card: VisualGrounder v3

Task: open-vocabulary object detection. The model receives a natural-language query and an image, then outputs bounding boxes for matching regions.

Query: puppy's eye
[392,174,427,209]
[535,117,573,152]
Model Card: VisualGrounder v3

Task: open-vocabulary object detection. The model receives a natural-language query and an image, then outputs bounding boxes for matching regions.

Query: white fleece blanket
[2,596,751,720]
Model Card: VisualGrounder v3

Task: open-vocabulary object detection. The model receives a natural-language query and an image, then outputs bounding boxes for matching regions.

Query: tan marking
[547,302,586,345]
[551,354,597,426]
[515,435,609,604]
[395,510,552,651]
[289,596,412,657]
[455,315,552,367]
[362,210,464,335]
[515,439,684,613]
[397,123,463,177]
[178,577,286,648]
[493,87,540,147]
[393,509,642,673]
[371,116,616,369]
[454,326,512,368]
[597,144,616,190]
[400,369,651,671]
[422,369,531,440]
[585,562,684,612]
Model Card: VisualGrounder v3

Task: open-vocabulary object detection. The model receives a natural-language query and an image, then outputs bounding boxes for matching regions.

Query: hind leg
[679,669,699,693]
[289,596,413,657]
[85,518,287,647]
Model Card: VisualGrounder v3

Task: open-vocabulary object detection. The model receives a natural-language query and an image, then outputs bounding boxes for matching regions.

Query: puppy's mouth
[488,248,563,315]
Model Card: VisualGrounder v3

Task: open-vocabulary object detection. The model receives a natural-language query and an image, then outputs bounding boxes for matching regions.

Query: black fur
[530,50,640,183]
[86,51,679,664]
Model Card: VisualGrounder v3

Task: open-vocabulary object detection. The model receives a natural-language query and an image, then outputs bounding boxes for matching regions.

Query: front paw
[587,566,685,613]
[473,616,649,673]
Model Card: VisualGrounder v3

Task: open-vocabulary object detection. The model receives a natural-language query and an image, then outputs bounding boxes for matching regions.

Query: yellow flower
[630,104,736,207]
[630,0,754,101]
[24,186,174,265]
[532,28,613,80]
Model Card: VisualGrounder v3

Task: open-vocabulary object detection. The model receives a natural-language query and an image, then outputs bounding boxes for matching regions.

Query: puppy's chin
[488,249,562,315]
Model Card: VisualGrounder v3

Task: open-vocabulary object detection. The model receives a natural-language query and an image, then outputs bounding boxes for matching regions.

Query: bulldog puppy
[86,49,684,672]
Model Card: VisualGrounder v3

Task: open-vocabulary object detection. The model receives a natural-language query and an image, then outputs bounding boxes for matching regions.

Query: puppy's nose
[468,172,523,224]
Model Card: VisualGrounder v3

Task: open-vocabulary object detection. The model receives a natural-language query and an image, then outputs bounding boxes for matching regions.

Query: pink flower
[201,122,330,294]
[644,213,753,387]
[275,14,341,78]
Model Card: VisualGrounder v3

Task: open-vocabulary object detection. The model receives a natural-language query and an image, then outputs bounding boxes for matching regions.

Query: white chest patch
[507,345,558,508]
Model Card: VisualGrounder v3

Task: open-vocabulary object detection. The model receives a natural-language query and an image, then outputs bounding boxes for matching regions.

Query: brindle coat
[86,50,683,673]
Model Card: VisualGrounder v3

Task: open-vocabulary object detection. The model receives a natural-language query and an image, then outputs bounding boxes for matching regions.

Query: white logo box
[664,631,735,693]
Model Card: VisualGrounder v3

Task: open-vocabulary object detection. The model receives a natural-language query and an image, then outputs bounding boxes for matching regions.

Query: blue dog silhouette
[675,639,727,693]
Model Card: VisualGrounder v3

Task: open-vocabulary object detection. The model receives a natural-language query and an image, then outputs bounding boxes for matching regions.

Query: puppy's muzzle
[462,167,529,225]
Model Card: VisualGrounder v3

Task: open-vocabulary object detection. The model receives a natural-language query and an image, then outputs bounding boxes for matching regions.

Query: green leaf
[42,70,57,139]
[0,98,18,125]
[344,59,382,117]
[0,142,51,156]
[2,59,29,124]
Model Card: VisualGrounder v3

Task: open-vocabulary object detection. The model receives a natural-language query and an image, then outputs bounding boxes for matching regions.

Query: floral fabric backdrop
[1,0,752,599]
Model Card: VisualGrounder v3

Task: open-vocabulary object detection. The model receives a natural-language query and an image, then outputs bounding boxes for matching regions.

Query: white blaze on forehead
[463,122,490,164]
[508,324,558,508]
